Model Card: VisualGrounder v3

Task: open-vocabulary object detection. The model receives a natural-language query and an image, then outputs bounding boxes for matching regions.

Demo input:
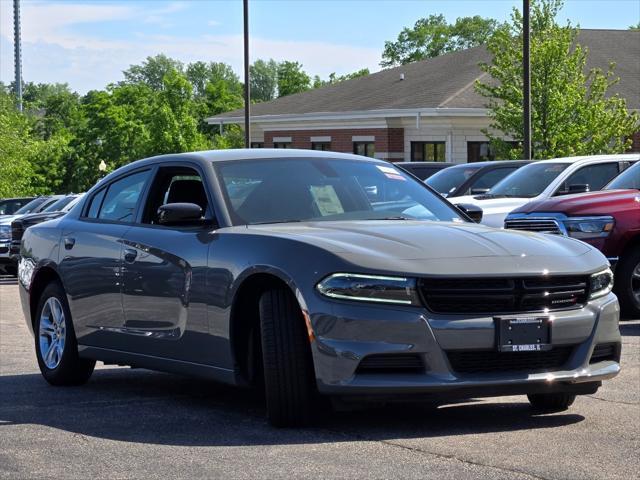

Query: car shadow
[620,322,640,336]
[0,368,584,446]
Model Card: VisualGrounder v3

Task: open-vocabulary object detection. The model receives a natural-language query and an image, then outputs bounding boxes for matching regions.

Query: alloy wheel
[39,297,66,369]
[632,261,640,307]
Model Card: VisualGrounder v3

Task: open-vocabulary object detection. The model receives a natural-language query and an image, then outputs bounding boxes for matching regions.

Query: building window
[273,142,290,149]
[353,142,375,158]
[251,142,264,148]
[467,142,494,163]
[467,141,521,162]
[411,142,446,162]
[311,142,331,151]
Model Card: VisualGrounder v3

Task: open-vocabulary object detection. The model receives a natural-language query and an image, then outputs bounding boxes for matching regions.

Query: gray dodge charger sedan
[18,149,621,427]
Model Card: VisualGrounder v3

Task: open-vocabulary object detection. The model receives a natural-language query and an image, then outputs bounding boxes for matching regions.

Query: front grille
[504,218,563,235]
[447,347,574,374]
[419,276,589,314]
[10,222,23,243]
[356,353,424,374]
[589,343,620,364]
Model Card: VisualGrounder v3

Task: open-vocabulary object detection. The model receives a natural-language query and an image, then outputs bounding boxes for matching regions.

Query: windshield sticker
[310,185,345,216]
[384,173,407,181]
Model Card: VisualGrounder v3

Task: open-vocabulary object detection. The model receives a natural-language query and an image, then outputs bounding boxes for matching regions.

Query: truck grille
[10,222,23,243]
[356,353,424,374]
[419,276,589,314]
[504,218,563,235]
[447,347,574,374]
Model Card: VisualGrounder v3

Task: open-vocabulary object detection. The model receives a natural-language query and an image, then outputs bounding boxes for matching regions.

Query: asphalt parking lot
[1,279,638,480]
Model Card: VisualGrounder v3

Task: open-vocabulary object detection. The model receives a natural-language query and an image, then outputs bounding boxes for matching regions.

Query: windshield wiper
[364,216,413,221]
[250,219,304,225]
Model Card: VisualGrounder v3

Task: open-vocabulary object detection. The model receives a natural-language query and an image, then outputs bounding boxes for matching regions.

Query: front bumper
[309,293,621,397]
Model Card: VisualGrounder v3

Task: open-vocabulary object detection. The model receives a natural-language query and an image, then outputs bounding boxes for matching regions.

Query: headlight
[0,225,10,241]
[316,273,420,305]
[562,216,614,239]
[589,268,614,299]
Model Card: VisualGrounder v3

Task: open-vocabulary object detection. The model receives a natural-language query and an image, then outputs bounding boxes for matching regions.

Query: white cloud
[0,1,381,93]
[207,20,221,27]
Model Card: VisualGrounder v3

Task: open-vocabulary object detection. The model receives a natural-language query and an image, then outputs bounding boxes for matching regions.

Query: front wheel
[34,282,95,385]
[527,392,576,412]
[259,287,319,427]
[614,248,640,319]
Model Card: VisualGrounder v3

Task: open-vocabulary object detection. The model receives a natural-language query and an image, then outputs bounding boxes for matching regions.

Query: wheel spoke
[51,299,63,325]
[44,339,57,366]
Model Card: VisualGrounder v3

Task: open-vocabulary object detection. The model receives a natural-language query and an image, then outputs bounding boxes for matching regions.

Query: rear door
[118,163,220,365]
[60,169,151,347]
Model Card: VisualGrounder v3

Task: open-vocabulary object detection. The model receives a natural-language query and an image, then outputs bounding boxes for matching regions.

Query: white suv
[450,154,639,227]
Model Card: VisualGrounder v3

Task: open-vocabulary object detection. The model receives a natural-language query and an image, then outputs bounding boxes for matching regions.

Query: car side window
[141,166,211,225]
[94,170,150,223]
[465,167,517,194]
[86,189,106,218]
[555,163,620,195]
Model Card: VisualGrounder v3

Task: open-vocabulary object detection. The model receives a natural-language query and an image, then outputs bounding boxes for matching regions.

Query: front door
[119,164,220,365]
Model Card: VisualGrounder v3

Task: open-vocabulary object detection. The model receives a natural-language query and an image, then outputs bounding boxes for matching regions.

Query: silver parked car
[18,150,620,427]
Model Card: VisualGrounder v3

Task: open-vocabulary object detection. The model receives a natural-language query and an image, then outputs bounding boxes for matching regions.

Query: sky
[1,0,639,94]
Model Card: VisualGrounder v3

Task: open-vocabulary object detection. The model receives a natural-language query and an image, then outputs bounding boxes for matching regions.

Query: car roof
[395,162,454,167]
[535,154,640,164]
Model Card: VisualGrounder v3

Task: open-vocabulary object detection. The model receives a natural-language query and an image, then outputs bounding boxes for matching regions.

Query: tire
[614,248,640,319]
[34,281,95,386]
[527,392,576,412]
[259,287,319,427]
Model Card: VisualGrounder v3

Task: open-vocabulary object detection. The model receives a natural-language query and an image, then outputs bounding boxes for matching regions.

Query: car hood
[242,221,605,276]
[14,211,64,224]
[0,214,21,226]
[512,189,640,215]
[448,195,532,228]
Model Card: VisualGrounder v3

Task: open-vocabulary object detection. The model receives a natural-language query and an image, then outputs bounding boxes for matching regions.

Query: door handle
[63,237,75,250]
[123,248,138,263]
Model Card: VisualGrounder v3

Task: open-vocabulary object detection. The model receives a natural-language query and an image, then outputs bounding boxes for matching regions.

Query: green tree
[186,61,242,98]
[250,59,278,102]
[313,68,370,88]
[630,22,640,30]
[122,54,184,90]
[0,90,38,197]
[277,61,311,97]
[381,14,499,67]
[476,0,639,159]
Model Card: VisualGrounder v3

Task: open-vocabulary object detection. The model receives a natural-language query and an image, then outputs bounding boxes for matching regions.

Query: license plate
[495,316,552,352]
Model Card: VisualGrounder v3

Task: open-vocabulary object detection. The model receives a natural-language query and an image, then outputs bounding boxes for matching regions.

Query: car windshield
[43,196,77,212]
[14,197,48,215]
[215,158,465,225]
[606,163,640,190]
[487,163,569,198]
[425,164,482,196]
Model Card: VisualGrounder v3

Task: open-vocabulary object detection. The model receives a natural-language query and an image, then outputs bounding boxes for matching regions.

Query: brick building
[207,29,640,163]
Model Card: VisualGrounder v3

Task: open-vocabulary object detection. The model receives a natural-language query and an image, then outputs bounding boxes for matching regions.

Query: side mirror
[157,203,204,225]
[568,184,590,194]
[470,187,490,195]
[457,203,483,223]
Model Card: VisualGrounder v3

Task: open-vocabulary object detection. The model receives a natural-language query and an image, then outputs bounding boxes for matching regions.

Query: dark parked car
[0,197,34,216]
[10,194,83,257]
[395,162,454,181]
[425,160,532,198]
[18,150,620,427]
[0,196,62,275]
[505,161,640,317]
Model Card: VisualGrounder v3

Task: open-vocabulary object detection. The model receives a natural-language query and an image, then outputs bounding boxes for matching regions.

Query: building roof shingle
[208,29,639,122]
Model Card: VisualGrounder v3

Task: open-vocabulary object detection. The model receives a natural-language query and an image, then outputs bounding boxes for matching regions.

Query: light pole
[523,0,531,160]
[13,0,23,112]
[243,0,251,148]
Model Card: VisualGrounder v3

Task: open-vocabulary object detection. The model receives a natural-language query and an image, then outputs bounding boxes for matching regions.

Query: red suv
[505,162,640,317]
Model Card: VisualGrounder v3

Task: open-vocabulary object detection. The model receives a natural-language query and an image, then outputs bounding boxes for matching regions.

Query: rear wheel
[259,287,319,427]
[527,392,576,412]
[34,282,95,385]
[614,248,640,319]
